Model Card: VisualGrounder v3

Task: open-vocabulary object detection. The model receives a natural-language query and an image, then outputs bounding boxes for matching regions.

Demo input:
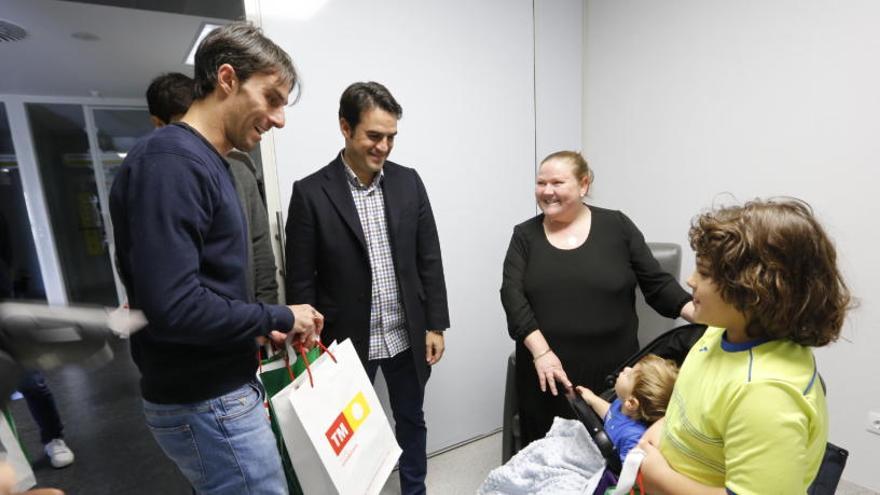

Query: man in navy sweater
[110,23,319,494]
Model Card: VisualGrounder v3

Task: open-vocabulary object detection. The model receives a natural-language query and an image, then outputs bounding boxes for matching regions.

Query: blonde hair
[541,150,594,185]
[630,354,679,424]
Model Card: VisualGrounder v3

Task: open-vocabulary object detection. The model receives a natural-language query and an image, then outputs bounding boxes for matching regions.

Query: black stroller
[502,323,849,494]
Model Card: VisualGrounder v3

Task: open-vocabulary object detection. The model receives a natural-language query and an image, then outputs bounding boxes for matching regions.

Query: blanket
[479,417,606,495]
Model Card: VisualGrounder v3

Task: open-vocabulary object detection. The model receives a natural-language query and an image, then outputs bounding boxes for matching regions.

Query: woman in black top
[500,151,694,446]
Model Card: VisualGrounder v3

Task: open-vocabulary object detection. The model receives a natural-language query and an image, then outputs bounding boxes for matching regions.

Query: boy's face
[614,364,638,399]
[686,259,747,333]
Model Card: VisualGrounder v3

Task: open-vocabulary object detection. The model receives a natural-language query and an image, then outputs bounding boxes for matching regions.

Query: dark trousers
[366,350,427,495]
[18,370,64,444]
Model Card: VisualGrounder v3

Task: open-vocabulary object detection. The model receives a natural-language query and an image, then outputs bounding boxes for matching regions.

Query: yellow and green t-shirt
[660,326,828,494]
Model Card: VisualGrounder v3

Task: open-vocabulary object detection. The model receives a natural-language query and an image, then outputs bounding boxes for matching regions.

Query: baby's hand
[576,385,596,404]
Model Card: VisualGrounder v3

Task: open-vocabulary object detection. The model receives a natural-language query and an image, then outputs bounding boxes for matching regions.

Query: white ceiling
[0,0,231,99]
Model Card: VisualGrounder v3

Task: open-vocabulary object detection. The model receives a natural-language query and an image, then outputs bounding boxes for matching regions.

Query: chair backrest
[636,242,684,347]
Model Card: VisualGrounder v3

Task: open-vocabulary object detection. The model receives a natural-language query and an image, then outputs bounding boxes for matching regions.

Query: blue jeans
[18,370,64,444]
[366,351,428,495]
[143,380,287,495]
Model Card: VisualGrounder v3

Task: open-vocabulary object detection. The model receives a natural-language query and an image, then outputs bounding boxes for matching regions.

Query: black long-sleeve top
[500,206,691,391]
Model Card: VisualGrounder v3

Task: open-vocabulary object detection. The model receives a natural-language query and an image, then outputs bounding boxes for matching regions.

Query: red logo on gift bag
[325,392,371,455]
[326,413,353,455]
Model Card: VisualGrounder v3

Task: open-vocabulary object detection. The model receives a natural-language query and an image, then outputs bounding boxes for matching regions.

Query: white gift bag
[0,411,36,492]
[271,339,401,495]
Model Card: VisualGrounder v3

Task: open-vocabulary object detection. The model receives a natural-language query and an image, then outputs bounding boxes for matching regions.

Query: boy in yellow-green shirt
[638,198,851,495]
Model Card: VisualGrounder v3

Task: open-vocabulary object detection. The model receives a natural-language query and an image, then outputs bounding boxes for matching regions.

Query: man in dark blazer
[285,81,449,494]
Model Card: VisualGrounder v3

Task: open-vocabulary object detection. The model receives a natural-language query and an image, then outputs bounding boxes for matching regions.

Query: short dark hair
[689,198,852,347]
[146,73,194,124]
[192,22,298,100]
[339,82,402,131]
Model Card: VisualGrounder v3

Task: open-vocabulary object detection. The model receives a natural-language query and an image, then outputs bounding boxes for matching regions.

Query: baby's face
[614,363,640,399]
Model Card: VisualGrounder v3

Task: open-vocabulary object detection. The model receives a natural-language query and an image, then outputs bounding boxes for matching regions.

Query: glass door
[25,103,117,305]
[24,104,152,306]
[86,107,153,304]
[0,103,47,301]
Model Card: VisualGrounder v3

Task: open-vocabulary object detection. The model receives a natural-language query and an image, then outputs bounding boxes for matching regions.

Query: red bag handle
[632,471,645,495]
[293,339,337,388]
[257,343,295,381]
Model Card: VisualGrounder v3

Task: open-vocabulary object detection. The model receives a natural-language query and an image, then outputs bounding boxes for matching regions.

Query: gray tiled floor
[384,431,880,495]
[838,479,880,495]
[381,432,502,494]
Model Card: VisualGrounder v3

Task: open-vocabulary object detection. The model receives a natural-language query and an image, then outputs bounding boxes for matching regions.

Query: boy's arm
[639,441,726,495]
[576,386,611,418]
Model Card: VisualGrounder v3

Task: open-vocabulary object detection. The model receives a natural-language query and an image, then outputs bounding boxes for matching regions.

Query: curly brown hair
[688,198,851,347]
[630,354,679,424]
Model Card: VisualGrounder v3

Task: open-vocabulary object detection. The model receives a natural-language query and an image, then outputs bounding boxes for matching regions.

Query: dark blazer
[284,155,449,385]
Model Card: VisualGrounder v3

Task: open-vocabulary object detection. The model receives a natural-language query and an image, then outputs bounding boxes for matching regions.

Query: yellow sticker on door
[325,392,371,455]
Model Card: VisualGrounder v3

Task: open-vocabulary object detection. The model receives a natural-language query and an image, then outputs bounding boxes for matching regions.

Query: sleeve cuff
[675,292,694,316]
[514,320,540,341]
[266,304,294,335]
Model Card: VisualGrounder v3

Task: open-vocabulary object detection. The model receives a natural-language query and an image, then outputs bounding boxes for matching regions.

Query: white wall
[250,0,538,453]
[535,0,584,161]
[584,0,880,489]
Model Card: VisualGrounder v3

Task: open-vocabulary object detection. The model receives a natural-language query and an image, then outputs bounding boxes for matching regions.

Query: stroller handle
[566,391,623,475]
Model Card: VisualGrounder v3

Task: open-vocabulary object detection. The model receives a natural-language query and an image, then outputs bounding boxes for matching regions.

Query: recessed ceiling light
[0,19,27,43]
[185,22,223,66]
[71,31,101,42]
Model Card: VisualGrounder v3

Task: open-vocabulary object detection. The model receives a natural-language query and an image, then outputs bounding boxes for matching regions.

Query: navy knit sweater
[110,123,292,404]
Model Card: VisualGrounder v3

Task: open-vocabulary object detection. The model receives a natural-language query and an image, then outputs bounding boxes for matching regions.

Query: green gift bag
[602,471,645,495]
[258,346,321,495]
[1,409,37,490]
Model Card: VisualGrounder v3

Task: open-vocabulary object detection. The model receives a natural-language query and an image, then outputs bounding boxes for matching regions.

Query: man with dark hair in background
[285,81,450,495]
[145,72,193,129]
[111,23,320,494]
[145,72,279,306]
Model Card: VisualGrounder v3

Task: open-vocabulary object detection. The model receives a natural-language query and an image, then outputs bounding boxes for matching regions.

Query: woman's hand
[533,350,572,396]
[680,301,696,323]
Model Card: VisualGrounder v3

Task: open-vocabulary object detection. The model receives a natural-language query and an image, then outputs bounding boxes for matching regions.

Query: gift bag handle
[631,472,644,495]
[257,344,296,381]
[293,339,337,388]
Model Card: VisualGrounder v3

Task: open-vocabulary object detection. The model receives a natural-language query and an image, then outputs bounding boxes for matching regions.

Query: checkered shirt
[342,156,410,360]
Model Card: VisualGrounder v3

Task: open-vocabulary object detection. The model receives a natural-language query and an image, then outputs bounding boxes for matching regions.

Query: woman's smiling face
[535,158,588,220]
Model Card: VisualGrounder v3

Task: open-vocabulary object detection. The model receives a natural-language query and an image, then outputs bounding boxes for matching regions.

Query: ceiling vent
[0,20,27,43]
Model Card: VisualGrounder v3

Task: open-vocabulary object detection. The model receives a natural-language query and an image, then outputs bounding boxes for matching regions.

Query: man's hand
[533,351,572,396]
[267,305,324,347]
[425,331,445,365]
